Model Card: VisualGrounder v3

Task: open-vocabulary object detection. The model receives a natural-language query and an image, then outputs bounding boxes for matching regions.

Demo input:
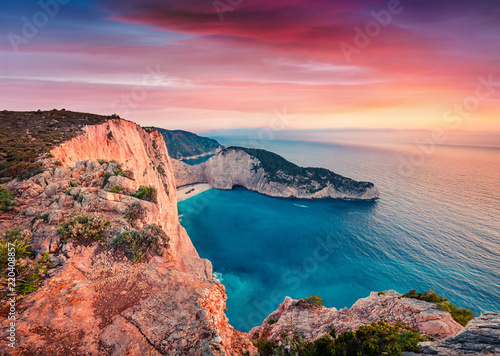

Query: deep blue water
[178,139,500,332]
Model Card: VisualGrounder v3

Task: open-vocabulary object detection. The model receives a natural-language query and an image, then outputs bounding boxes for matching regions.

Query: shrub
[65,188,73,195]
[58,213,110,242]
[124,203,144,228]
[268,318,276,325]
[0,229,54,296]
[255,339,275,356]
[133,185,157,203]
[102,172,111,188]
[106,185,130,194]
[255,320,431,356]
[54,160,63,167]
[98,159,108,165]
[402,289,476,326]
[31,212,49,225]
[0,185,15,211]
[112,224,169,261]
[297,295,324,308]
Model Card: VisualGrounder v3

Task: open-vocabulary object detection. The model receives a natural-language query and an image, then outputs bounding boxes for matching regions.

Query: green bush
[0,229,54,296]
[402,289,476,326]
[58,213,110,242]
[106,185,130,194]
[133,185,157,203]
[268,318,276,325]
[112,224,169,261]
[54,160,63,167]
[297,295,324,308]
[31,212,50,225]
[0,185,15,211]
[255,320,431,356]
[124,203,143,227]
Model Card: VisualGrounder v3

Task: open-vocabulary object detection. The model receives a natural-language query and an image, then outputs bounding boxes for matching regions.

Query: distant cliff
[173,146,380,200]
[152,127,224,161]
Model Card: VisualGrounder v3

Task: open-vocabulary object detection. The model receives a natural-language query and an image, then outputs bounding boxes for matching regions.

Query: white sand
[176,183,212,202]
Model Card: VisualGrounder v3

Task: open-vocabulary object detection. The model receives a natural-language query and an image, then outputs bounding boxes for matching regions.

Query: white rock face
[173,148,380,200]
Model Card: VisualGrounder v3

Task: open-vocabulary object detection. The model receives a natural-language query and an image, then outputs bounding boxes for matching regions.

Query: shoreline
[176,183,212,202]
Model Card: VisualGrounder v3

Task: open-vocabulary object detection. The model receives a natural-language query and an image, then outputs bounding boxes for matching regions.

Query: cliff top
[0,110,117,182]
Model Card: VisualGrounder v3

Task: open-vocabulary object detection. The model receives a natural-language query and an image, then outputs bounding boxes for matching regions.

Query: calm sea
[178,138,500,332]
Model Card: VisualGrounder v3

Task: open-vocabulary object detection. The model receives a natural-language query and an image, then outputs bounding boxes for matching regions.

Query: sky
[0,0,499,141]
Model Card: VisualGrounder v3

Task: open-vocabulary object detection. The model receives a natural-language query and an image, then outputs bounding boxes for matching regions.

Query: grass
[0,110,112,181]
[402,289,476,326]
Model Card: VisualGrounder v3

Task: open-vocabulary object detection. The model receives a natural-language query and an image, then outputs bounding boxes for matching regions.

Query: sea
[178,136,500,332]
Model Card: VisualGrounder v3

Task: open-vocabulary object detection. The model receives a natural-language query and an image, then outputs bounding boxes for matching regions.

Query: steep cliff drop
[0,117,256,355]
[50,119,211,278]
[173,147,380,200]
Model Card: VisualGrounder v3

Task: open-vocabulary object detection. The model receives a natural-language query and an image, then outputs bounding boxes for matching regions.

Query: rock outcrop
[173,147,380,200]
[419,312,500,355]
[250,290,463,342]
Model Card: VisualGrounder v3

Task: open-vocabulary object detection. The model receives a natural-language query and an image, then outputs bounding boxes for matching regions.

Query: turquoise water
[178,139,500,332]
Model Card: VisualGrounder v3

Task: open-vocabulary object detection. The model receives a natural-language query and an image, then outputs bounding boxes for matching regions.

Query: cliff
[0,117,255,355]
[250,290,464,342]
[251,291,499,355]
[173,147,380,200]
[152,128,224,161]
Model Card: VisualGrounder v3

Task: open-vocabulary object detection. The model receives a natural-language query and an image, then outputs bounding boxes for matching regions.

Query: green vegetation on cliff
[0,110,113,181]
[402,289,476,326]
[152,127,222,160]
[256,320,432,356]
[225,147,375,195]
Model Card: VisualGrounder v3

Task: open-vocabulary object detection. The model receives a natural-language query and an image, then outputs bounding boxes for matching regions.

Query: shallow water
[178,139,500,332]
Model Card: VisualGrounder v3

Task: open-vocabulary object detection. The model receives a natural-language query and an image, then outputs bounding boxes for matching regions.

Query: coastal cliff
[173,147,380,200]
[0,114,255,355]
[153,127,224,161]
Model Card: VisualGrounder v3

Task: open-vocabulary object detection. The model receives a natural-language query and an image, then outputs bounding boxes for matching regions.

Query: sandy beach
[176,183,213,202]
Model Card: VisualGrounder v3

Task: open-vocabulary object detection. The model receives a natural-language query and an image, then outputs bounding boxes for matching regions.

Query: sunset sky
[1,0,499,138]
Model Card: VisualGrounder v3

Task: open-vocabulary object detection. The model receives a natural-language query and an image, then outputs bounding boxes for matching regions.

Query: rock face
[0,119,256,355]
[153,127,224,161]
[50,119,211,278]
[0,243,255,355]
[173,147,379,200]
[250,291,463,342]
[419,312,500,355]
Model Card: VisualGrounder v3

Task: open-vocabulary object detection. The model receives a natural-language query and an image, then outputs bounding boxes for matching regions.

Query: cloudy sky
[1,0,499,137]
